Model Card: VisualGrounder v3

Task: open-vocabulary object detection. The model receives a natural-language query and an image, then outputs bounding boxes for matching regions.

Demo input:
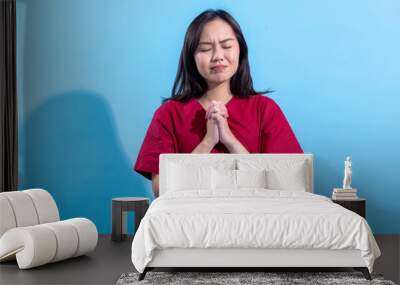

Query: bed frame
[138,154,372,281]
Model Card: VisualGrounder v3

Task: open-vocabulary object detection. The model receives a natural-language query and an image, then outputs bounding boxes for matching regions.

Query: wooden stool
[111,197,149,242]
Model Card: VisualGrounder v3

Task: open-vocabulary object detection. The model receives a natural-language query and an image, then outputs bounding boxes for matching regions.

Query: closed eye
[199,46,232,52]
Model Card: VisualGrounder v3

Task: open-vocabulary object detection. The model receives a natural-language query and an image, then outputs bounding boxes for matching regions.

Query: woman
[134,9,303,197]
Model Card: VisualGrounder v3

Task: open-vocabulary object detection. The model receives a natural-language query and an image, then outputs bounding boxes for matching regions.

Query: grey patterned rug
[116,271,396,285]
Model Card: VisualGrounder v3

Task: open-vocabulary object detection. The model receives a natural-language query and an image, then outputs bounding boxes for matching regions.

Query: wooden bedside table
[332,198,366,218]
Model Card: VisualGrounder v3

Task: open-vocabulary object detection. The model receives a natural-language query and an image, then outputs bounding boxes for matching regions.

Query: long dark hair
[163,9,271,103]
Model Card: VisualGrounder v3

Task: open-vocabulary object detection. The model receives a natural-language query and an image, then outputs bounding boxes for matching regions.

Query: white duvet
[131,189,380,273]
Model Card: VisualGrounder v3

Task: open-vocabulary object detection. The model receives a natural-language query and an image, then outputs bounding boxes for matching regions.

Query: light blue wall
[16,0,400,234]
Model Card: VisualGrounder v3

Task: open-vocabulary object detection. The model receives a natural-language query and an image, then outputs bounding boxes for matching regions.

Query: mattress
[131,189,380,273]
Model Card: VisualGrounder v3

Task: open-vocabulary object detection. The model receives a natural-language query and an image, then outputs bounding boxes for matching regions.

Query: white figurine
[342,156,352,189]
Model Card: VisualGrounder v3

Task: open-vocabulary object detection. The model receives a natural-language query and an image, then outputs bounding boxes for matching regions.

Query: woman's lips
[211,65,227,73]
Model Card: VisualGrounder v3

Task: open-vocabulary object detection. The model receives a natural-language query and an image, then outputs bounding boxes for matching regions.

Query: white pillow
[265,162,307,191]
[236,169,267,188]
[237,159,308,191]
[167,162,212,191]
[212,168,236,190]
[211,168,268,190]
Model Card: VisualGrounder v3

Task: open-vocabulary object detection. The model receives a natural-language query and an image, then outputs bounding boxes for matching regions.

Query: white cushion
[64,218,98,257]
[212,168,236,190]
[0,225,58,268]
[0,192,39,227]
[236,169,267,188]
[0,218,97,269]
[42,221,79,262]
[160,155,238,195]
[266,161,307,191]
[167,162,212,191]
[0,196,17,237]
[238,159,308,191]
[211,169,267,190]
[0,189,60,236]
[23,189,60,224]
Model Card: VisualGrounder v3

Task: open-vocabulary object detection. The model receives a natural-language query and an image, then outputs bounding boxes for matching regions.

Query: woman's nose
[211,46,224,62]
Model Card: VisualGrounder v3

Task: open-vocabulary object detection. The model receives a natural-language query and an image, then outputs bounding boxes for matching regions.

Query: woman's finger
[216,102,228,117]
[219,106,228,118]
[206,105,219,119]
[205,101,229,119]
[211,112,227,124]
[205,105,213,119]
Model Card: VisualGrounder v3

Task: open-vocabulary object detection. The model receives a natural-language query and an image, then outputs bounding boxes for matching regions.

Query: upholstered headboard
[159,154,314,196]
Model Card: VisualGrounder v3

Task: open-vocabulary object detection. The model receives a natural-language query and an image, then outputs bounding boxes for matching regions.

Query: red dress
[134,94,303,180]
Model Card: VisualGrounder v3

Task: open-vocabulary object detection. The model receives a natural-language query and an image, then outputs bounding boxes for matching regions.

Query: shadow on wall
[20,91,149,234]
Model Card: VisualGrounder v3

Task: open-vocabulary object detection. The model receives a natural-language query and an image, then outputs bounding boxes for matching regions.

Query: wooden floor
[0,235,134,285]
[0,235,398,285]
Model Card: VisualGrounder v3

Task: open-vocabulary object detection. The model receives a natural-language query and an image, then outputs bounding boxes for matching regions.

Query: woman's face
[194,19,240,88]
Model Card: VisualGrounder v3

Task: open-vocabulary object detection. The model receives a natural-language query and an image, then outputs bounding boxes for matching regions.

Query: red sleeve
[133,105,176,180]
[260,97,303,153]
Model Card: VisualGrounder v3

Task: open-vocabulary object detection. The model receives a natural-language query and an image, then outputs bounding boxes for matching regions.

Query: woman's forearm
[224,137,249,154]
[192,136,248,154]
[151,173,160,198]
[192,137,215,153]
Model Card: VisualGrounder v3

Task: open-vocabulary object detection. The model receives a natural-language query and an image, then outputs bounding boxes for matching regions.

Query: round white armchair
[0,189,98,269]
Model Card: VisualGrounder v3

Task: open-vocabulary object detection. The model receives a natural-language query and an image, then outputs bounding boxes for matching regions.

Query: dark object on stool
[332,198,366,218]
[112,197,149,242]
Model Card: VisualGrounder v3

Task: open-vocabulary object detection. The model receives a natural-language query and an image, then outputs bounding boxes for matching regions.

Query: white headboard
[159,154,314,195]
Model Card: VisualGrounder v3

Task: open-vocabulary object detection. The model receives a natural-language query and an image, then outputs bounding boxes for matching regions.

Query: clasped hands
[204,100,236,147]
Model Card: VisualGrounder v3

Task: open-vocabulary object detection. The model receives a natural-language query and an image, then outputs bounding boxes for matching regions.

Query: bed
[131,154,381,281]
